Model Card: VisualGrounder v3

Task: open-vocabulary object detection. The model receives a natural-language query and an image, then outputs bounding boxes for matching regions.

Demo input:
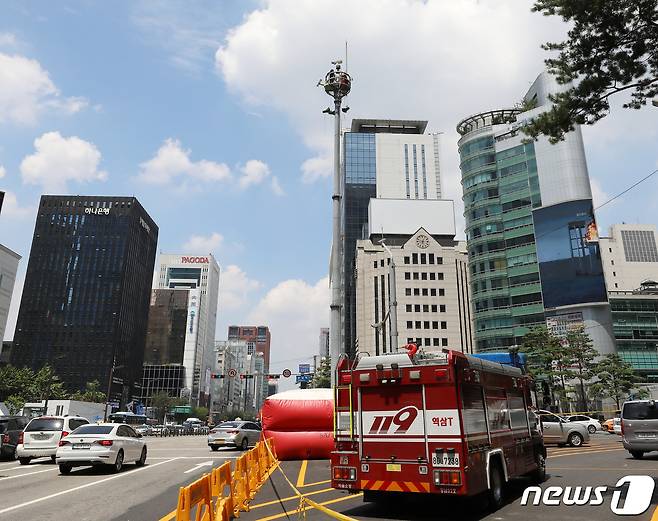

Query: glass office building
[11,196,158,405]
[457,72,615,355]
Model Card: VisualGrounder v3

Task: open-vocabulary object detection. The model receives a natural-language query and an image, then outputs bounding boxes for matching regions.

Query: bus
[331,349,545,511]
[108,412,148,425]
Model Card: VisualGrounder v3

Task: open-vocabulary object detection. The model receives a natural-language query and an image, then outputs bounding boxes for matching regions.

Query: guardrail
[160,438,278,521]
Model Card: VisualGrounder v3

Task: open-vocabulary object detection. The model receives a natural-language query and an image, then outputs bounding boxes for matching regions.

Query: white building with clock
[355,199,473,356]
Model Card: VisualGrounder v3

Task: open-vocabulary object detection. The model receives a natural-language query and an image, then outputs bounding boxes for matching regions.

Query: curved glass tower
[457,72,616,356]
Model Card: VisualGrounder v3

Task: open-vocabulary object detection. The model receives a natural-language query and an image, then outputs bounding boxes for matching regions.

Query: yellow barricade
[161,438,279,521]
[175,473,214,521]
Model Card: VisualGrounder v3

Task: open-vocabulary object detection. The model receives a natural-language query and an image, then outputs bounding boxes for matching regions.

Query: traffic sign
[282,368,292,378]
[299,363,311,374]
[228,368,237,378]
[296,374,313,384]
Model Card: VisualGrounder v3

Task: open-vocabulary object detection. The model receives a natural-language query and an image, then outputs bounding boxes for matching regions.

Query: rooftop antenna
[318,58,352,383]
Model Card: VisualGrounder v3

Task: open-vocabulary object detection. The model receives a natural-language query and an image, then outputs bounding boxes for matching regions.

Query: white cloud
[238,159,270,189]
[131,1,224,73]
[590,178,610,209]
[20,131,107,193]
[220,264,261,311]
[301,153,332,183]
[138,138,231,185]
[0,191,34,219]
[247,276,330,384]
[271,175,285,196]
[0,52,88,125]
[0,165,5,178]
[0,32,17,47]
[182,232,224,254]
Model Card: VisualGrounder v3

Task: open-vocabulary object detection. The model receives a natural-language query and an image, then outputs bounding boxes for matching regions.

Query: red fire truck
[331,349,545,510]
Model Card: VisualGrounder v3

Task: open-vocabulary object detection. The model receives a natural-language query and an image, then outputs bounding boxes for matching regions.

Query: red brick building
[227,325,271,371]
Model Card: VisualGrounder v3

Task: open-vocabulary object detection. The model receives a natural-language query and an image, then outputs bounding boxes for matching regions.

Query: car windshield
[72,425,114,435]
[25,418,64,431]
[218,422,240,429]
[623,402,658,420]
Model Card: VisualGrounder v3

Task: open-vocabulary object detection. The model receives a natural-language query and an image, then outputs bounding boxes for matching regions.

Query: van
[0,416,30,460]
[620,400,658,458]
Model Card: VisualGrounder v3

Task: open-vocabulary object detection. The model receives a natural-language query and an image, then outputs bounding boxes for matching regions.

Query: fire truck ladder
[334,354,355,440]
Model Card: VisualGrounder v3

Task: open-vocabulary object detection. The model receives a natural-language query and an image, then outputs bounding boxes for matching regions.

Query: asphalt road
[0,435,242,521]
[241,433,658,521]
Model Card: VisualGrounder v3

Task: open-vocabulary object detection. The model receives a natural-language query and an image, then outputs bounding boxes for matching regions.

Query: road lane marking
[184,460,213,474]
[150,456,239,460]
[551,467,658,471]
[251,487,335,509]
[296,460,308,487]
[254,493,363,521]
[0,457,181,516]
[548,448,624,459]
[0,468,57,481]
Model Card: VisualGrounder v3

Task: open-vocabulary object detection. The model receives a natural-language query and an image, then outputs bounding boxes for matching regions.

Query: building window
[416,337,423,346]
[406,305,412,312]
[621,230,658,262]
[421,273,427,280]
[441,321,447,329]
[413,272,419,280]
[407,321,413,329]
[422,288,428,296]
[407,337,414,343]
[611,260,614,265]
[415,305,421,312]
[423,304,429,312]
[442,338,448,347]
[432,321,439,329]
[421,253,427,265]
[373,261,378,269]
[433,338,440,346]
[431,305,437,312]
[437,273,444,280]
[412,253,418,264]
[613,272,616,277]
[404,256,410,264]
[430,288,436,296]
[429,273,436,280]
[614,283,618,288]
[439,289,445,296]
[429,253,435,264]
[405,288,412,296]
[437,257,443,265]
[405,272,411,280]
[380,259,385,267]
[414,288,420,296]
[424,321,430,329]
[415,321,422,329]
[440,304,446,312]
[425,338,431,346]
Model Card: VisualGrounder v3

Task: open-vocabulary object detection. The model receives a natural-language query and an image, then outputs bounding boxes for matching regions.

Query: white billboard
[368,198,455,237]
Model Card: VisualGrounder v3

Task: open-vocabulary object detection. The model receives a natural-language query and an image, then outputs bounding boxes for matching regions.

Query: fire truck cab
[331,349,545,510]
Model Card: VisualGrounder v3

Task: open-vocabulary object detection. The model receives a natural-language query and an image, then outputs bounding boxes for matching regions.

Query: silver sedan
[207,421,261,451]
[56,423,147,474]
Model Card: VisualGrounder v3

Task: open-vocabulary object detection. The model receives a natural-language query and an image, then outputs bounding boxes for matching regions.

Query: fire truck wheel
[487,462,505,511]
[568,432,583,447]
[532,452,546,483]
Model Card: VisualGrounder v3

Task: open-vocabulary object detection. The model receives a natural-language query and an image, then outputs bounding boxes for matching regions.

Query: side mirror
[137,433,142,438]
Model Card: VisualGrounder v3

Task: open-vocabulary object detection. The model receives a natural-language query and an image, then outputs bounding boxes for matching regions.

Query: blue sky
[1,1,657,382]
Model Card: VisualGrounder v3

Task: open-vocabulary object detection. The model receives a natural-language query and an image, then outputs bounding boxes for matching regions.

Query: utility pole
[380,241,399,352]
[319,59,352,384]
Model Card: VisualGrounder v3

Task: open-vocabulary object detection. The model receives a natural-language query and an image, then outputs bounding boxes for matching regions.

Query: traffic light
[240,374,254,380]
[267,374,281,379]
[210,373,225,379]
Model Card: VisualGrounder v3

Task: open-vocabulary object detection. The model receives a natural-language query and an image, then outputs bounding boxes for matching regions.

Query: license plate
[432,452,460,468]
[73,443,91,449]
[638,433,656,439]
[33,433,51,440]
[211,440,225,445]
[386,464,401,472]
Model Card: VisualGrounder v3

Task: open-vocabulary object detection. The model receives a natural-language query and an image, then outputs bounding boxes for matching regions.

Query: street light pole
[320,60,352,384]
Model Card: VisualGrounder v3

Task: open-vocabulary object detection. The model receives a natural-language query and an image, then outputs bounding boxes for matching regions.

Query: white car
[613,417,622,435]
[56,423,147,474]
[564,415,603,434]
[17,416,89,465]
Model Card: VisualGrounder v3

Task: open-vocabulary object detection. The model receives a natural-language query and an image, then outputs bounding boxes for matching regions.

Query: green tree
[150,392,174,422]
[0,365,34,402]
[590,353,643,409]
[5,395,25,415]
[564,327,598,412]
[524,0,658,143]
[311,357,332,389]
[193,406,209,421]
[70,380,106,403]
[0,364,68,404]
[32,365,68,401]
[521,327,566,409]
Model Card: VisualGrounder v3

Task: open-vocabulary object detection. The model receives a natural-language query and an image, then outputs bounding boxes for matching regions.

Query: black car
[0,416,30,460]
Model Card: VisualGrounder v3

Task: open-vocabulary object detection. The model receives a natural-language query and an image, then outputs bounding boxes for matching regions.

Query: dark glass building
[11,196,158,406]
